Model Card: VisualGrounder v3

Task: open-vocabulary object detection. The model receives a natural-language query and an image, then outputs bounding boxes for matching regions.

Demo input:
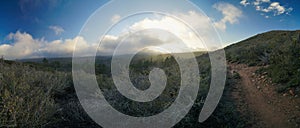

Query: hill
[225,30,300,127]
[1,30,299,127]
[226,30,300,91]
[226,30,300,64]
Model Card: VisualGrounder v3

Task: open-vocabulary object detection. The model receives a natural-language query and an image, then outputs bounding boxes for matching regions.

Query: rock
[289,89,295,96]
[283,93,288,97]
[295,95,298,98]
[252,73,256,76]
[257,86,261,89]
[230,70,235,74]
[261,76,265,79]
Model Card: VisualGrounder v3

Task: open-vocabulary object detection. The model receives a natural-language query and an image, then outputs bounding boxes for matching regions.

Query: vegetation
[1,30,299,127]
[0,52,244,127]
[226,30,300,92]
[0,61,68,127]
[268,39,300,88]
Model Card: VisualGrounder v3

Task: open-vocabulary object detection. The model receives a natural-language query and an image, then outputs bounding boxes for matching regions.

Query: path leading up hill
[228,63,300,128]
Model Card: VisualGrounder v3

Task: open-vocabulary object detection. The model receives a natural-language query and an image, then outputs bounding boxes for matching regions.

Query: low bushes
[0,62,69,127]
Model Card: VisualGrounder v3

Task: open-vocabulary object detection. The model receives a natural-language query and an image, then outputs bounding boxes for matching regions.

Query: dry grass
[0,62,69,127]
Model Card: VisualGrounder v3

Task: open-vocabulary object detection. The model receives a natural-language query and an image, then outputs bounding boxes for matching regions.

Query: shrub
[0,62,69,127]
[232,72,241,79]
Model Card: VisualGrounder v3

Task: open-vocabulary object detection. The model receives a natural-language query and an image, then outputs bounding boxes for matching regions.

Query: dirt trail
[228,63,300,128]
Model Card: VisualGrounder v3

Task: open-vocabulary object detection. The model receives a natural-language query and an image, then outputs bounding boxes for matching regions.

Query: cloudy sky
[0,0,299,59]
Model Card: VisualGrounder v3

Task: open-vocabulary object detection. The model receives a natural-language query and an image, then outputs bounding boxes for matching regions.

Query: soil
[228,63,300,128]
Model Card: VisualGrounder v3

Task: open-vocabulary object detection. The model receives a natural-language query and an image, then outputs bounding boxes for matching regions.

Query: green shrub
[232,72,241,79]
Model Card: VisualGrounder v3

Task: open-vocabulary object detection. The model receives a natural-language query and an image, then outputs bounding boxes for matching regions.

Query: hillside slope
[226,30,300,92]
[225,30,300,127]
[226,30,300,64]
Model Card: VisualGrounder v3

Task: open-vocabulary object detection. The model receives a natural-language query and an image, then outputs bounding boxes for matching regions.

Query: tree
[0,55,4,63]
[42,58,48,64]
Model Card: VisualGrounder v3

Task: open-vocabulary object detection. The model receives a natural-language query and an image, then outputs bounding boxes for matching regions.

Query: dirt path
[228,63,300,128]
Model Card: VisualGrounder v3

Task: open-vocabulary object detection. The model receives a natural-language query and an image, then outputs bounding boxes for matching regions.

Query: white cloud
[99,9,236,54]
[213,3,242,31]
[111,15,121,23]
[41,36,96,57]
[240,0,250,7]
[255,5,261,11]
[257,2,292,16]
[262,8,270,12]
[262,0,270,2]
[1,8,236,59]
[0,31,43,59]
[245,0,293,18]
[253,1,260,6]
[253,0,270,6]
[98,31,175,55]
[177,11,212,31]
[267,2,286,15]
[100,12,209,54]
[0,31,96,59]
[49,25,64,35]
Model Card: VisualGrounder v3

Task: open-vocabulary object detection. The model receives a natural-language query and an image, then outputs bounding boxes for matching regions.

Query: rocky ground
[228,63,300,128]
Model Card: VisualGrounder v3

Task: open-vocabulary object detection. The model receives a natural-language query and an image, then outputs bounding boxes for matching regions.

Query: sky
[0,0,299,59]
